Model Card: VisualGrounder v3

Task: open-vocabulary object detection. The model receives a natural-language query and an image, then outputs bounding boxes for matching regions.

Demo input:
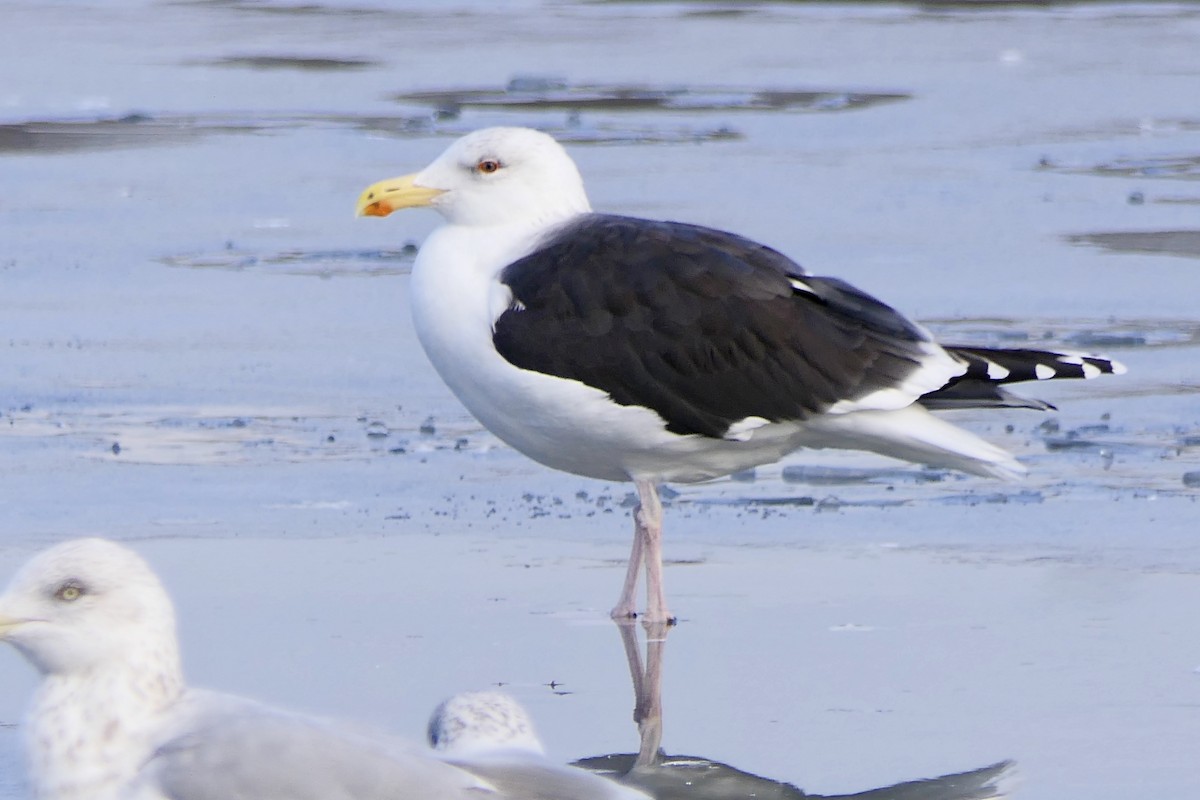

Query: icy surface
[3,1,1200,799]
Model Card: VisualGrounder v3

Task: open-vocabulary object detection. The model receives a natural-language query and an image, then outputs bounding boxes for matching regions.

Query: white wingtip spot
[1081,363,1102,379]
[1110,359,1128,375]
[986,360,1011,380]
[789,278,815,295]
[1034,363,1056,380]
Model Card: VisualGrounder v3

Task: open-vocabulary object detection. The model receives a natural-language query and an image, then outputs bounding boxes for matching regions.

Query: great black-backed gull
[356,127,1124,623]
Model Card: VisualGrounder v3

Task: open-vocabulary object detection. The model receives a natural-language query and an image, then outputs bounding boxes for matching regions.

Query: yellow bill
[356,173,444,217]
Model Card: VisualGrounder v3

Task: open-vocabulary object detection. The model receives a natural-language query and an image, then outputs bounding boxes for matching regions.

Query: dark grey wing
[574,753,1013,800]
[493,214,941,438]
[144,697,494,800]
[920,346,1126,411]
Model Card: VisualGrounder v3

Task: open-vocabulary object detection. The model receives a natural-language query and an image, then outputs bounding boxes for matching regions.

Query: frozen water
[2,1,1200,799]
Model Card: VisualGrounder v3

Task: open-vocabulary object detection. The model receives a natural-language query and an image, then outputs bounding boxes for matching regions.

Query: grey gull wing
[142,692,497,800]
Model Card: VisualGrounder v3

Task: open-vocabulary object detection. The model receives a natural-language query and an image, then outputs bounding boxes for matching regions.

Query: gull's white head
[428,690,546,758]
[357,127,592,228]
[0,538,179,677]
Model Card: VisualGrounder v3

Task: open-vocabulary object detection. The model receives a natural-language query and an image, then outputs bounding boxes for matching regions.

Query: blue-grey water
[2,2,1199,798]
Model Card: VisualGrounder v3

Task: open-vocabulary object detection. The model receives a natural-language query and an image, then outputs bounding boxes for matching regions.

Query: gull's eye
[476,159,502,175]
[55,582,85,602]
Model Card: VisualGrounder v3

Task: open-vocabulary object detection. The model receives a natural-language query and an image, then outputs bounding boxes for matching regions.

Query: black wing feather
[918,346,1124,411]
[492,215,935,439]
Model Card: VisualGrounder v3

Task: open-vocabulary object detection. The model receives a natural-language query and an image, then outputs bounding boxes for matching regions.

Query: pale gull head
[0,537,179,677]
[357,127,592,228]
[428,690,546,758]
[428,691,653,800]
[0,538,184,800]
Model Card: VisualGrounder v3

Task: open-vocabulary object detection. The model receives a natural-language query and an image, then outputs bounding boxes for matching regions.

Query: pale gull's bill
[356,127,1125,624]
[0,538,555,800]
[428,691,650,800]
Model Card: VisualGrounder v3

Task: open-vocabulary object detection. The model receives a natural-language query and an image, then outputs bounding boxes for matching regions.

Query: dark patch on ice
[1153,196,1200,206]
[781,465,949,485]
[937,489,1044,506]
[505,123,741,146]
[358,114,742,145]
[686,494,910,510]
[1066,230,1200,260]
[0,114,254,154]
[0,111,446,156]
[1042,436,1111,452]
[1042,152,1200,181]
[160,247,416,278]
[680,7,756,18]
[1063,331,1149,348]
[206,55,379,71]
[713,495,816,507]
[0,110,743,154]
[922,317,1200,350]
[175,0,384,18]
[1036,420,1189,470]
[392,80,911,115]
[919,0,1148,5]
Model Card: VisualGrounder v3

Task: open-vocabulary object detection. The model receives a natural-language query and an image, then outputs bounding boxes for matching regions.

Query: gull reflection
[572,622,1014,800]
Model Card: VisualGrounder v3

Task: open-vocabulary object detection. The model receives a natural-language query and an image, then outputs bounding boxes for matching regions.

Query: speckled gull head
[357,127,592,227]
[0,537,180,679]
[0,538,185,800]
[428,690,546,758]
[427,690,654,800]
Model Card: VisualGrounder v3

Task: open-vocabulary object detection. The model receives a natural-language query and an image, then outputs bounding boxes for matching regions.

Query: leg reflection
[577,620,1015,800]
[616,619,670,769]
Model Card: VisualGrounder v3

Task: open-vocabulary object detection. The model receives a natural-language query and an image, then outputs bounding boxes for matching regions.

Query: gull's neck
[25,653,184,800]
[422,208,589,283]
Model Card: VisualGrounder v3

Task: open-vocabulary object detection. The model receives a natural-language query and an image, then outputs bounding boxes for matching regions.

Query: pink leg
[611,522,644,620]
[612,479,674,623]
[636,479,674,624]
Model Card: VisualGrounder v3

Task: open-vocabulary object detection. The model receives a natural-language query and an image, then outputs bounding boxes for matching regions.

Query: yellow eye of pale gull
[56,583,84,602]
